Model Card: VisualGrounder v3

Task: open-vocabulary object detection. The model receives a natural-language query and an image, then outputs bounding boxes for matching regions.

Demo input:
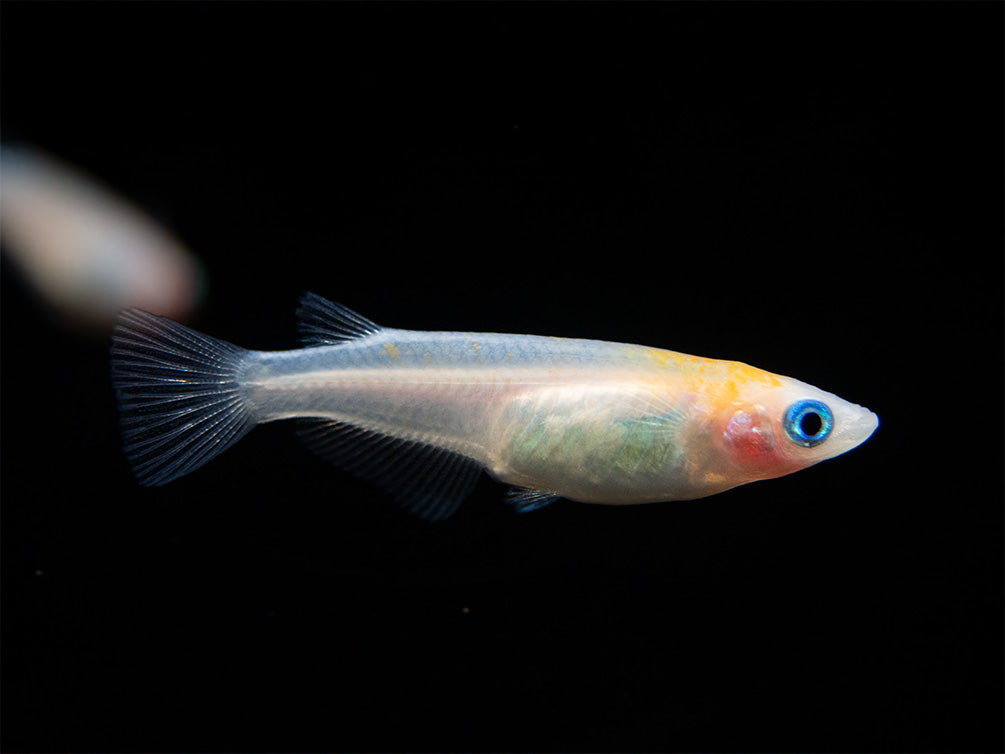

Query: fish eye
[783,400,833,448]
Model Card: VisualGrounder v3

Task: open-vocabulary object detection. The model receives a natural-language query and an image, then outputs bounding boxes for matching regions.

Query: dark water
[2,2,1001,751]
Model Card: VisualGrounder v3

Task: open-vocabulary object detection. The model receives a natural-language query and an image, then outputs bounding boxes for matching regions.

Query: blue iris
[783,400,833,447]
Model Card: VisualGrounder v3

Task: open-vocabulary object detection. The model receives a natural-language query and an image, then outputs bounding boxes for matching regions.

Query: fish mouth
[859,407,879,433]
[821,404,878,455]
[848,408,880,449]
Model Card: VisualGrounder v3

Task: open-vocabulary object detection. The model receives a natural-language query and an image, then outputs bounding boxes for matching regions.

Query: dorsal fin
[296,292,383,347]
[297,419,483,521]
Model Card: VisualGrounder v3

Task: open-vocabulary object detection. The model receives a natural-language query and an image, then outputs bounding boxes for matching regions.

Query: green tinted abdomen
[499,408,687,500]
[611,412,685,475]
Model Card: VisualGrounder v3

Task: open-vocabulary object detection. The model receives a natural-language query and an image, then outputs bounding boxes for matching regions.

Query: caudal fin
[110,310,255,486]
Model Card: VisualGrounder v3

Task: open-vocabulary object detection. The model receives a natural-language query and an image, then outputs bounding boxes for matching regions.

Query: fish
[110,293,879,520]
[0,146,202,325]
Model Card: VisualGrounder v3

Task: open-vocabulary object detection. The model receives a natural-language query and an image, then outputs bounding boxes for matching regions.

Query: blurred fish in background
[1,146,203,327]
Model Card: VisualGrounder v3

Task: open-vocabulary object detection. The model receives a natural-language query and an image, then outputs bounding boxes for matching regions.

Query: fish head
[714,371,879,484]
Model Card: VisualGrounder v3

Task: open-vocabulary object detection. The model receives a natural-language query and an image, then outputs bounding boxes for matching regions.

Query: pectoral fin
[505,488,561,513]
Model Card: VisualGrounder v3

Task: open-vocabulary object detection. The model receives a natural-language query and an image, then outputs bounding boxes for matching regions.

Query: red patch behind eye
[725,411,777,459]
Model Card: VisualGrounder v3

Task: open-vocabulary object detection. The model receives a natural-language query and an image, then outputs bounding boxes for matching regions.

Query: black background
[2,2,1002,752]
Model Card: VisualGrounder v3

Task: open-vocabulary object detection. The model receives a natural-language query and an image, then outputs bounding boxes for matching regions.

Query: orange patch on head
[643,347,692,371]
[727,361,782,388]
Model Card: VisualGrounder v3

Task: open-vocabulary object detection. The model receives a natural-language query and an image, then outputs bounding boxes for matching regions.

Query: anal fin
[297,419,482,521]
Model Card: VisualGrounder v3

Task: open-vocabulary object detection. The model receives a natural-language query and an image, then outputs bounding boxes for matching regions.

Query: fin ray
[296,292,382,347]
[297,419,481,521]
[506,488,561,513]
[111,310,255,486]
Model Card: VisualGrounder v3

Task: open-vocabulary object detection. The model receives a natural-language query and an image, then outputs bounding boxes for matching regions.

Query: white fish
[110,293,878,520]
[0,146,202,324]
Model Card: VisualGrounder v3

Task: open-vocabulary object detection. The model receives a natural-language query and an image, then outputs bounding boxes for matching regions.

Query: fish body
[111,293,878,519]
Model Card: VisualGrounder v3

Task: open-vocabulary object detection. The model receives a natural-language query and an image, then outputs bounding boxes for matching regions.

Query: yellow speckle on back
[644,346,781,385]
[637,344,783,409]
[715,361,783,406]
[728,361,782,388]
[642,347,693,372]
[383,343,402,360]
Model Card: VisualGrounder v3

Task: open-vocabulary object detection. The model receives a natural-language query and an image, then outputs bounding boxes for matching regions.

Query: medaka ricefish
[110,293,879,520]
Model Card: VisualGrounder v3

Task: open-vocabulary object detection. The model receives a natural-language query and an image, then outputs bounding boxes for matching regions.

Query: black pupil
[800,411,823,437]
